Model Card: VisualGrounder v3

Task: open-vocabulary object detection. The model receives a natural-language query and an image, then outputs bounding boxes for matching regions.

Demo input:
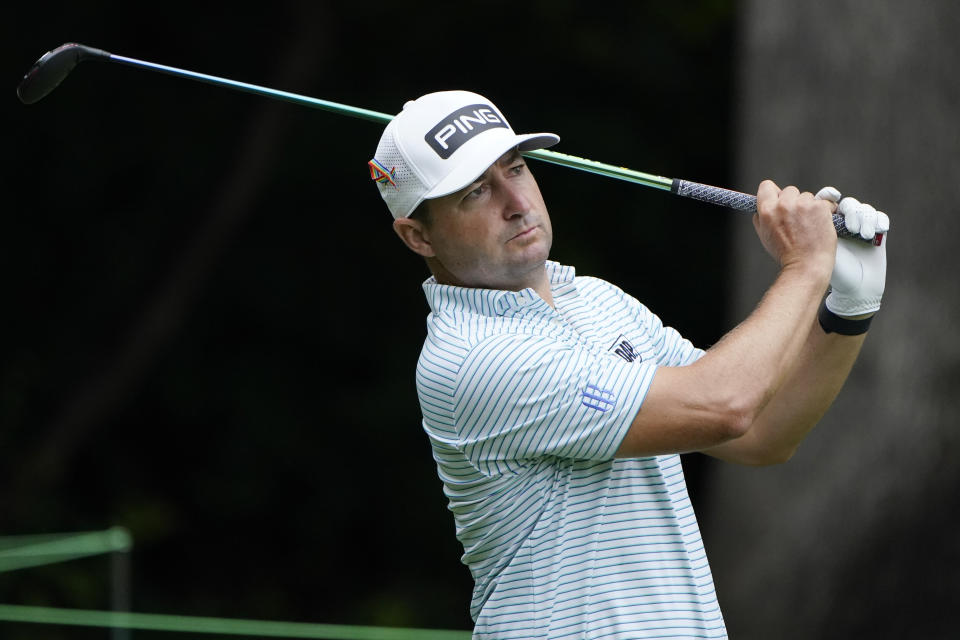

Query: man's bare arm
[700,313,869,465]
[615,181,838,458]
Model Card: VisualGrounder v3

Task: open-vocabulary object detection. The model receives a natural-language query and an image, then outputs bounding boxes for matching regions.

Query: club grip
[671,179,880,245]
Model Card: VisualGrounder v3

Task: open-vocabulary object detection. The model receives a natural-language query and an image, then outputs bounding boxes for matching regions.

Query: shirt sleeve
[453,332,656,475]
[635,301,705,367]
[600,276,704,368]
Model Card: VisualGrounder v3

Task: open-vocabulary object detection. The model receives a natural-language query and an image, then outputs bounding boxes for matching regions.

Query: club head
[17,43,111,105]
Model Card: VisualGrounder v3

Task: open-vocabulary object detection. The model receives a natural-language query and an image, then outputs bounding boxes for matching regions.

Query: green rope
[0,528,132,573]
[0,605,472,640]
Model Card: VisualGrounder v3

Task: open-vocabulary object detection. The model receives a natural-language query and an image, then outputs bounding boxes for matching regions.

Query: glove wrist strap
[818,301,874,336]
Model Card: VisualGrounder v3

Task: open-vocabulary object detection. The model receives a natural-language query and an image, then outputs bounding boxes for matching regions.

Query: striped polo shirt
[416,261,726,639]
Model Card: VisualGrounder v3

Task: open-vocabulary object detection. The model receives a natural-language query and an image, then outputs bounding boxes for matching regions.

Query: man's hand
[754,180,837,277]
[815,187,890,316]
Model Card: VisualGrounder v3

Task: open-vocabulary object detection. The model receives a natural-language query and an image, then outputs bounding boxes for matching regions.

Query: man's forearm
[701,262,832,424]
[703,312,869,465]
[617,262,832,458]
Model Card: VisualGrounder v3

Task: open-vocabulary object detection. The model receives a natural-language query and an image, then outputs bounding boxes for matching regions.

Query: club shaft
[107,54,681,193]
[523,149,674,191]
[109,54,394,124]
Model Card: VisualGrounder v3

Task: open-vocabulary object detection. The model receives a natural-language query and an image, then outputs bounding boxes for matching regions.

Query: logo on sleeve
[609,335,641,363]
[581,384,617,412]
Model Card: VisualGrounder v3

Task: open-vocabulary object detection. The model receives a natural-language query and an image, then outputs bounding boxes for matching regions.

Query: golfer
[369,90,889,639]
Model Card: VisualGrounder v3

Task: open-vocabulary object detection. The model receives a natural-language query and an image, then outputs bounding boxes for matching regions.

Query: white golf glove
[815,186,890,316]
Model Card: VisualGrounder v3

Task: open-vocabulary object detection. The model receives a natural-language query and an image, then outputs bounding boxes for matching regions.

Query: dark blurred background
[2,1,957,638]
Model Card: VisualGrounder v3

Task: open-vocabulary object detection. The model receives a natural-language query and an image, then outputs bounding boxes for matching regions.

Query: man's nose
[500,182,530,218]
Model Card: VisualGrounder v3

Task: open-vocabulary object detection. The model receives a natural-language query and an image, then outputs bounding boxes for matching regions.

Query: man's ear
[393,218,436,257]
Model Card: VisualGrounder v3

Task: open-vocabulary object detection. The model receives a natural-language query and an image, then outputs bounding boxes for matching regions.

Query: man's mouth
[509,226,537,242]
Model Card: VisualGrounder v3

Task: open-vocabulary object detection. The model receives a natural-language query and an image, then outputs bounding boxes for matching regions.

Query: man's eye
[464,185,484,200]
[510,163,526,175]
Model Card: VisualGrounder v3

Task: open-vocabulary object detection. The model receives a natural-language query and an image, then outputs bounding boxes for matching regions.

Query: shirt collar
[422,260,577,317]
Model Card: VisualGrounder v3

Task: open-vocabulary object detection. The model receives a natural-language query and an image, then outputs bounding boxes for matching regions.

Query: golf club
[17,42,877,244]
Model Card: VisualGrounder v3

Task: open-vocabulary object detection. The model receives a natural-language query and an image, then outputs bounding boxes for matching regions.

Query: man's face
[416,148,553,291]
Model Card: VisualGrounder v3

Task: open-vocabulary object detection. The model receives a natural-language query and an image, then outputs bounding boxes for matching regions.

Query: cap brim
[424,130,559,200]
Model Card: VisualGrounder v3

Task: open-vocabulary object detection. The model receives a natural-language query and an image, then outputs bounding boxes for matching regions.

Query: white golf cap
[368,90,559,219]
